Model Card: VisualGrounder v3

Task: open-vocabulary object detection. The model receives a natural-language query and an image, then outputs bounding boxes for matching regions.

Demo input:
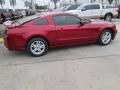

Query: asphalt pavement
[0,19,120,90]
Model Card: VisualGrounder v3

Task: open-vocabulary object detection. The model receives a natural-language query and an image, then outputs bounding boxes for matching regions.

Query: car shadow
[0,41,118,66]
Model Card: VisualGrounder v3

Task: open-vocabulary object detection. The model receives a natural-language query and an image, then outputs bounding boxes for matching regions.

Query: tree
[51,0,60,9]
[0,0,5,9]
[28,0,35,9]
[91,0,96,3]
[24,0,30,8]
[74,0,77,4]
[114,0,119,6]
[10,0,16,9]
[107,0,113,5]
[22,0,30,9]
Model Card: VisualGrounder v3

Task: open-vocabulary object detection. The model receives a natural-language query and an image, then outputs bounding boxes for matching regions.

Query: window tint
[67,5,80,10]
[63,5,72,10]
[34,19,48,25]
[84,4,100,10]
[53,15,81,25]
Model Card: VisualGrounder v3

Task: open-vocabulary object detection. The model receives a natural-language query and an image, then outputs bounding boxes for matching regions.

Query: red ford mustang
[4,12,117,57]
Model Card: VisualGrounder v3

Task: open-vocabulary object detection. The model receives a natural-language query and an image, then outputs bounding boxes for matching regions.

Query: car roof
[81,3,101,5]
[36,12,75,17]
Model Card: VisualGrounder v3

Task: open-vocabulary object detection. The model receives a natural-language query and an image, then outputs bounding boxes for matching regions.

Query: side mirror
[81,8,86,11]
[80,20,86,25]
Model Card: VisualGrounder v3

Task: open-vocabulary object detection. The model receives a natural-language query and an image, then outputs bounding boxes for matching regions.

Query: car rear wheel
[27,38,48,57]
[104,14,112,22]
[98,30,113,46]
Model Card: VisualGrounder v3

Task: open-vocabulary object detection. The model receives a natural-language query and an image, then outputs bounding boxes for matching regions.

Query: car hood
[90,19,114,25]
[65,10,80,16]
[65,10,79,13]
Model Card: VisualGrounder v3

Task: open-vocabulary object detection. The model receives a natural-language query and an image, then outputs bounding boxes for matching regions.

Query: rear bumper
[4,35,26,51]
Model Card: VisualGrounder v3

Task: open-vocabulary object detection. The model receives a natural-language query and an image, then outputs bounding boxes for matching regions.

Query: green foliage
[107,0,113,5]
[9,0,16,6]
[0,0,5,4]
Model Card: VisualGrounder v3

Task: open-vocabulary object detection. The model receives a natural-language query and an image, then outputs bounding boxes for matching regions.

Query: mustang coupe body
[4,12,117,56]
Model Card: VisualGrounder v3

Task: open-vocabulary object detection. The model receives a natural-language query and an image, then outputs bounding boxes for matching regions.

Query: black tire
[98,30,113,46]
[26,38,48,57]
[118,13,120,18]
[104,14,112,22]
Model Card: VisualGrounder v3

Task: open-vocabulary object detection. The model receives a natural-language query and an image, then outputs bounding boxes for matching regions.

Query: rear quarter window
[33,19,48,25]
[84,4,100,10]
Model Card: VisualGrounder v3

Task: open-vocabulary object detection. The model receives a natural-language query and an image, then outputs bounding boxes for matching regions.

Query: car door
[77,5,92,18]
[80,4,101,19]
[88,4,101,18]
[53,15,93,45]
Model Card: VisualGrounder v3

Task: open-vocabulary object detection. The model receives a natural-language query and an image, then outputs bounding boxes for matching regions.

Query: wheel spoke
[30,40,45,55]
[102,31,111,44]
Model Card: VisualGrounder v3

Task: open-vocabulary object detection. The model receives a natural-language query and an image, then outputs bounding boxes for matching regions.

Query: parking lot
[0,19,120,90]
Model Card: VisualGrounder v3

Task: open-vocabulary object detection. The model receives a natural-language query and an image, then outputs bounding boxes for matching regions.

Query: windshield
[16,15,40,25]
[67,5,81,10]
[63,5,72,10]
[55,6,66,11]
[76,4,84,10]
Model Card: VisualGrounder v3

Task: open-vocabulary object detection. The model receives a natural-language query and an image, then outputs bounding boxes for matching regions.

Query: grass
[0,38,3,44]
[0,24,5,44]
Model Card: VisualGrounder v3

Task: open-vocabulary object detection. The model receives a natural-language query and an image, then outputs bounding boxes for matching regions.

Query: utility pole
[70,0,71,4]
[116,0,120,6]
[29,0,35,10]
[10,0,16,11]
[0,0,4,9]
[101,0,103,5]
[74,0,77,4]
[91,0,92,3]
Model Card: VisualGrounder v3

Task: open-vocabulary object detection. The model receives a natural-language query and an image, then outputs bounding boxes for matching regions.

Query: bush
[0,24,5,38]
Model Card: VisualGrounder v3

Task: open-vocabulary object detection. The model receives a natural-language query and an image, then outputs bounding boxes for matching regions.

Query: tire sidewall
[98,30,112,46]
[105,14,112,22]
[27,38,48,57]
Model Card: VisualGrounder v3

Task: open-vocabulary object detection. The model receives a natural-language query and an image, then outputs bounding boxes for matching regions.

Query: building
[0,0,120,10]
[0,0,27,10]
[49,0,120,9]
[62,0,120,6]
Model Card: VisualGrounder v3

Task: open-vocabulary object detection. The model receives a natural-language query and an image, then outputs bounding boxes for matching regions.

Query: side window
[92,4,100,9]
[53,15,81,25]
[84,4,100,10]
[84,5,91,10]
[67,5,79,10]
[34,19,48,25]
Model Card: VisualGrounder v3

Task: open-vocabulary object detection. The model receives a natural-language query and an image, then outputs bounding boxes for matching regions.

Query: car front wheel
[98,30,113,46]
[27,38,48,57]
[104,14,112,22]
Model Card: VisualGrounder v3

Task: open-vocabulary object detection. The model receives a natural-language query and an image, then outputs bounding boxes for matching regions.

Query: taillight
[4,29,7,36]
[117,9,118,12]
[117,8,120,12]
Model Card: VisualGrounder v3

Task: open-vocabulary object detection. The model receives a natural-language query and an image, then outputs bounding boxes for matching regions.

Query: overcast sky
[21,0,66,6]
[35,0,50,5]
[34,0,64,5]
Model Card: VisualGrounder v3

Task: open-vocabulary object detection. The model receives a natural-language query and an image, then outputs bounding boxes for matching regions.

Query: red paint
[4,13,117,51]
